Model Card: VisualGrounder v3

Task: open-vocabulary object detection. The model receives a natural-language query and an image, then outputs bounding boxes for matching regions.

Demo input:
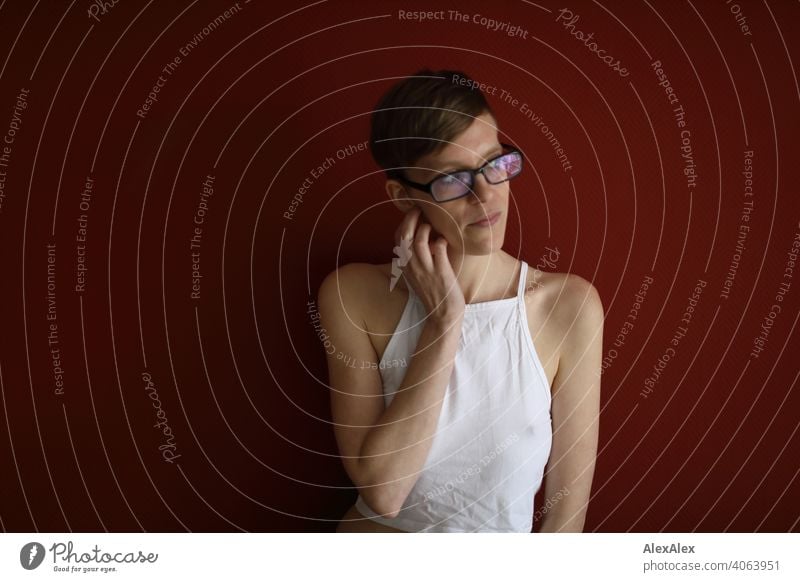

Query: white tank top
[355,260,553,532]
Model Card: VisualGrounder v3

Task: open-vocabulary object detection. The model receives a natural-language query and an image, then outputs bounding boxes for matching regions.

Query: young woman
[317,69,603,532]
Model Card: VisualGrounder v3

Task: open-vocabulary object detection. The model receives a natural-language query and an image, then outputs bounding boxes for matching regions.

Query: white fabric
[355,260,553,532]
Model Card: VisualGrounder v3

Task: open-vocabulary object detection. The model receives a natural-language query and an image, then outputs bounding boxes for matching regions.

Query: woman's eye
[442,172,469,185]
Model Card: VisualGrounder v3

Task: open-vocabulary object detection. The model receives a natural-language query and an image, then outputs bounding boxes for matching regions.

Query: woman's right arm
[318,264,462,518]
[320,207,465,518]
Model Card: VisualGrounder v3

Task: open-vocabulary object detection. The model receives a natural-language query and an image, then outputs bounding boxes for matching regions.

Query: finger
[430,237,450,271]
[411,222,434,271]
[395,206,421,248]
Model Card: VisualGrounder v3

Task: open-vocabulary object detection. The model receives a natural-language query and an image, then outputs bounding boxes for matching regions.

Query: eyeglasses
[395,143,524,203]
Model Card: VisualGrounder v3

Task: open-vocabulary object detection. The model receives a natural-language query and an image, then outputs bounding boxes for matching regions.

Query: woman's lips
[468,211,501,227]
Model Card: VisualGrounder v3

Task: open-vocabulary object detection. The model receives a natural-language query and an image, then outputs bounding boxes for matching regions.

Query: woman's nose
[469,172,497,203]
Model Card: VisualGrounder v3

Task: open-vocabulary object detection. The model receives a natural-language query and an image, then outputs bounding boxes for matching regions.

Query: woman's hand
[394,206,465,324]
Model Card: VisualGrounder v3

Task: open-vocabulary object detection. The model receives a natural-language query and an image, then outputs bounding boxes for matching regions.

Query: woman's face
[389,111,509,256]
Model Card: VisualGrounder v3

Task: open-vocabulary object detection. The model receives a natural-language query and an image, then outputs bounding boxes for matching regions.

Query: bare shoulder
[522,269,603,384]
[526,270,603,328]
[561,273,604,327]
[319,261,402,294]
[319,262,382,306]
[317,262,402,324]
[319,262,378,293]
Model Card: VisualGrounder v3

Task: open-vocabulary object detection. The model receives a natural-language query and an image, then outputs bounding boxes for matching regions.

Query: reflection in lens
[433,171,471,201]
[486,152,522,183]
[505,152,522,175]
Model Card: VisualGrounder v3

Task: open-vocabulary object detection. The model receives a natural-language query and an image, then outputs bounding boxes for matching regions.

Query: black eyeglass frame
[394,142,524,203]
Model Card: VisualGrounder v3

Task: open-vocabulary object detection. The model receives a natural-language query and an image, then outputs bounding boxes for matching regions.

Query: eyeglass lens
[431,151,522,201]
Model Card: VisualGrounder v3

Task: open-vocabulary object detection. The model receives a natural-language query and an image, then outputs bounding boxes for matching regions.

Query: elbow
[360,487,402,519]
[376,505,401,520]
[353,458,406,519]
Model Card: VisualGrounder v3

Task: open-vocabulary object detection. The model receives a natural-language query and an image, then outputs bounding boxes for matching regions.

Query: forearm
[538,447,596,532]
[358,315,462,515]
[538,495,589,533]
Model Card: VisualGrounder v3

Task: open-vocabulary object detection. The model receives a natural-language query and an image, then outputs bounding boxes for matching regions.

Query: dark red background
[0,0,797,532]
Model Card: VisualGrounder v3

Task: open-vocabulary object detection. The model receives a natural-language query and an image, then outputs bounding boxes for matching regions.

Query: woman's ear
[386,179,416,213]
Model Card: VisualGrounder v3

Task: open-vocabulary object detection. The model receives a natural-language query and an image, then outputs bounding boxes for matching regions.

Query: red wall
[0,0,797,532]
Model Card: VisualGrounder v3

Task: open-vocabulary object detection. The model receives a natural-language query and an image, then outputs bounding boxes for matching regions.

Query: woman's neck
[446,250,519,304]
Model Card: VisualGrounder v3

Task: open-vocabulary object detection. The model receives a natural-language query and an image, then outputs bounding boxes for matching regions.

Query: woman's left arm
[539,275,604,533]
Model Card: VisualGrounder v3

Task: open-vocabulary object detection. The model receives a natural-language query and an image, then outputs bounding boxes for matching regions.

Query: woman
[317,69,603,532]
